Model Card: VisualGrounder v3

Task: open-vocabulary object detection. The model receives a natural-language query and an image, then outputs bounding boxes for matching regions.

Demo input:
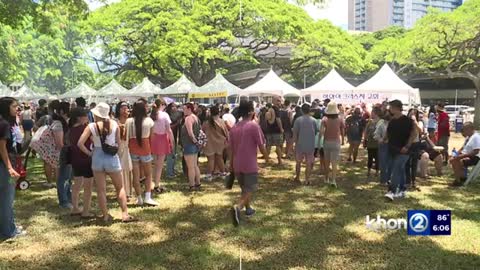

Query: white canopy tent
[95,79,129,97]
[130,77,161,97]
[0,82,12,97]
[302,69,355,103]
[161,75,198,96]
[355,64,421,105]
[60,82,97,99]
[241,69,300,97]
[192,74,241,100]
[11,85,45,100]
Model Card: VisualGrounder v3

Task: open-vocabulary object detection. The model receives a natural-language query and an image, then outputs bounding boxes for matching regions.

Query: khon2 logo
[366,210,451,236]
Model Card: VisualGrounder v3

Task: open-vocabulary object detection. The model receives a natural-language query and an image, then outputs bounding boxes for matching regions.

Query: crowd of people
[1,94,479,239]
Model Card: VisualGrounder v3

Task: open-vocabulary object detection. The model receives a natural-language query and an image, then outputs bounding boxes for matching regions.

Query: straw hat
[91,102,110,119]
[325,101,339,115]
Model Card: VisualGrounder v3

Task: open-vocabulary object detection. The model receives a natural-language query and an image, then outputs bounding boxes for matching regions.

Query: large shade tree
[398,0,480,126]
[83,0,314,86]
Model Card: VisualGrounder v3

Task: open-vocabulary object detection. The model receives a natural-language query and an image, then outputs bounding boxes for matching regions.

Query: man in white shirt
[222,106,237,130]
[450,122,480,186]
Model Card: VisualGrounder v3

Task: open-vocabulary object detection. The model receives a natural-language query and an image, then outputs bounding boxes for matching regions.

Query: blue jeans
[0,163,16,239]
[378,143,391,183]
[57,162,72,207]
[389,154,410,193]
[166,149,176,177]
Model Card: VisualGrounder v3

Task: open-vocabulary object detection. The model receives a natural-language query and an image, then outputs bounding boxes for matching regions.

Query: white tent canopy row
[130,77,162,97]
[95,79,129,97]
[161,75,199,96]
[11,85,50,100]
[61,82,97,99]
[241,69,301,97]
[191,74,240,99]
[0,81,13,97]
[301,64,421,105]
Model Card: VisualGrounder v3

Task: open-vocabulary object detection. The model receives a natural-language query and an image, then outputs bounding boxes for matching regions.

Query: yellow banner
[189,91,228,99]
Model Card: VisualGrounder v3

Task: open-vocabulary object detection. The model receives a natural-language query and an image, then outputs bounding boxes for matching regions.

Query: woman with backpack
[363,107,381,180]
[151,98,174,193]
[181,103,202,190]
[68,108,94,217]
[77,102,135,223]
[51,101,72,209]
[126,101,157,206]
[202,106,229,181]
[0,97,25,240]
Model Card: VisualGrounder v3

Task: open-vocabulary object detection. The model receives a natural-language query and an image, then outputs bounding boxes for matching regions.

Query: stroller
[14,145,32,191]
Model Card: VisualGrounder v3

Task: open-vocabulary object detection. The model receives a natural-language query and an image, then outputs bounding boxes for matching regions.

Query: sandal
[122,216,138,223]
[102,214,114,223]
[81,213,96,219]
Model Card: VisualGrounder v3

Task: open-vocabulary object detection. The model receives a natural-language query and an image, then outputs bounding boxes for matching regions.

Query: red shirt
[437,111,450,138]
[229,120,265,174]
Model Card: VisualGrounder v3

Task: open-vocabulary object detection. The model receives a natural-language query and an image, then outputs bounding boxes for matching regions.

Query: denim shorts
[91,148,122,173]
[183,143,199,155]
[130,154,153,163]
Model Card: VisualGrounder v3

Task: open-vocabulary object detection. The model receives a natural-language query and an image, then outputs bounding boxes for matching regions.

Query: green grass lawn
[1,135,480,270]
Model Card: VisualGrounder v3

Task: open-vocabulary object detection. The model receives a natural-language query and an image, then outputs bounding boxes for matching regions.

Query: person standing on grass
[68,108,94,218]
[0,97,25,240]
[374,109,391,185]
[321,102,344,188]
[126,101,158,206]
[384,100,416,201]
[280,100,294,159]
[230,100,268,226]
[202,106,229,181]
[151,98,174,193]
[427,105,437,138]
[436,102,450,164]
[265,96,284,166]
[52,101,72,209]
[292,104,318,185]
[345,107,365,163]
[180,103,202,191]
[115,101,133,199]
[405,108,424,190]
[313,109,326,175]
[364,106,381,180]
[166,103,182,178]
[77,102,135,223]
[450,122,480,186]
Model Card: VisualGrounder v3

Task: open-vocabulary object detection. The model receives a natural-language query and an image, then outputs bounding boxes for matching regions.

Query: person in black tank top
[265,96,284,165]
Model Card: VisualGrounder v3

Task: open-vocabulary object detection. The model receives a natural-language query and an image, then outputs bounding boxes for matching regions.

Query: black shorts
[72,166,94,178]
[462,156,480,167]
[236,173,258,194]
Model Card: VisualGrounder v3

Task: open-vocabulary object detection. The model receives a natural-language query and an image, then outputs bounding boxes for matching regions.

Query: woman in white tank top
[77,102,136,223]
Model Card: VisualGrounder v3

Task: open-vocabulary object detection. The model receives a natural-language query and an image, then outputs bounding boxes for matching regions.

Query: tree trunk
[473,79,480,129]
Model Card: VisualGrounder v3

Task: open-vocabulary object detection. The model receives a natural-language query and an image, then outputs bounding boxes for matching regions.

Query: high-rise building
[348,0,463,32]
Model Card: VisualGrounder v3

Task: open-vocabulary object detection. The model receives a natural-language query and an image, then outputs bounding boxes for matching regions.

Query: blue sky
[87,0,349,29]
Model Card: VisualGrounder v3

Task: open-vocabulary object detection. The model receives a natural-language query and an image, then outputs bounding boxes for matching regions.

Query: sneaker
[136,196,144,206]
[144,198,159,206]
[245,208,256,218]
[60,203,73,209]
[202,174,213,182]
[384,191,395,201]
[231,206,240,226]
[394,191,407,199]
[330,180,337,188]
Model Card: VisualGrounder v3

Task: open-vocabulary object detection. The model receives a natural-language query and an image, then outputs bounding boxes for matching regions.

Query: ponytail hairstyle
[208,106,220,129]
[132,101,147,146]
[151,98,166,121]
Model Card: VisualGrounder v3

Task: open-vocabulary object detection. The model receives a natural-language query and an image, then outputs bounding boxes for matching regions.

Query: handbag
[96,120,119,156]
[225,171,235,190]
